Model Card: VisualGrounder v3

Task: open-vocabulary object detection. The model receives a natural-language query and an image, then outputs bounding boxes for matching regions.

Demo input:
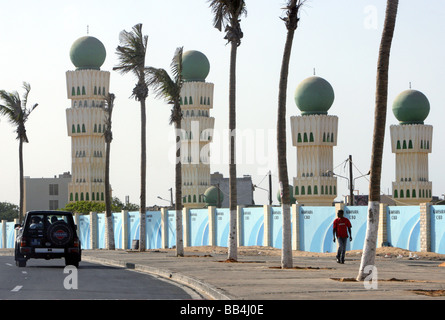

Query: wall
[2,204,444,254]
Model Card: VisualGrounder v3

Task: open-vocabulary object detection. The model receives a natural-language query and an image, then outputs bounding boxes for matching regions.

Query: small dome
[392,89,430,125]
[277,186,296,204]
[294,76,335,115]
[182,50,210,82]
[204,186,224,206]
[70,36,106,70]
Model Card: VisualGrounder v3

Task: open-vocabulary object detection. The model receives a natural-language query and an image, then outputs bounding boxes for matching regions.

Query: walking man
[333,210,352,264]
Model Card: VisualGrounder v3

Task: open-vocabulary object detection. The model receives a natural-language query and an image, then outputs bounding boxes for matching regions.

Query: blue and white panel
[343,206,368,251]
[215,208,229,247]
[189,209,209,247]
[166,210,177,248]
[147,211,162,249]
[6,222,15,249]
[127,211,140,248]
[299,206,335,253]
[387,206,420,251]
[78,215,90,249]
[270,207,283,249]
[112,213,123,249]
[97,213,105,249]
[431,205,445,254]
[241,207,264,246]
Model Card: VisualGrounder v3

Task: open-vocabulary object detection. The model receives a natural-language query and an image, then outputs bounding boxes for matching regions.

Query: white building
[390,89,432,205]
[23,172,72,212]
[290,76,338,206]
[66,36,110,203]
[180,50,215,208]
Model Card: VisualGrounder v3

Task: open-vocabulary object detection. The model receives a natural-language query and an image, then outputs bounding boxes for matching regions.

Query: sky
[1,0,445,208]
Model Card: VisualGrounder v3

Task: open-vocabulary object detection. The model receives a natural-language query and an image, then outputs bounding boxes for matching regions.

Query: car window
[49,215,69,224]
[28,215,45,230]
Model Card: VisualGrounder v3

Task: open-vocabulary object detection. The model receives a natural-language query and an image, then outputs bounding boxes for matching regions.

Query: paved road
[0,256,201,300]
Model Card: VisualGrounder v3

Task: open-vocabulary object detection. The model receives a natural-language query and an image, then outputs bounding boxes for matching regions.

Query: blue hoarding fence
[1,203,444,254]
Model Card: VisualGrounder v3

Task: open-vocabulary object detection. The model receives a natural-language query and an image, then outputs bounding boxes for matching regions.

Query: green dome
[204,186,224,206]
[182,50,210,82]
[294,76,335,115]
[277,185,296,204]
[70,36,106,70]
[392,89,430,125]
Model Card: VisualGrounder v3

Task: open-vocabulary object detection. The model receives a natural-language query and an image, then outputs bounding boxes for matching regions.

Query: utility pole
[169,188,173,207]
[268,171,272,206]
[349,155,354,206]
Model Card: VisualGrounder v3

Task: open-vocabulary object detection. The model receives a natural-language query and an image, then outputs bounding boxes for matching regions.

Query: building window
[72,87,76,96]
[49,184,59,196]
[49,200,59,210]
[82,86,86,95]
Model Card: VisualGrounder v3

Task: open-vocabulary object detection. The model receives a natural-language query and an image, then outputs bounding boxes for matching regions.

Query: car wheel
[47,222,73,246]
[16,259,26,267]
[65,255,80,268]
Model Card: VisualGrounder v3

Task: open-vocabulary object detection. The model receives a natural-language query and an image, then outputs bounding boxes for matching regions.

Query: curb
[82,255,233,300]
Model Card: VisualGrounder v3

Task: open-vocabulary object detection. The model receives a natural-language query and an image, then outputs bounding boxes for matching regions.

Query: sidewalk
[81,246,445,300]
[2,246,445,300]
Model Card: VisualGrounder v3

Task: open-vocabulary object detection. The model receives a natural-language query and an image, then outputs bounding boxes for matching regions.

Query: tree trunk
[277,25,296,269]
[228,40,238,262]
[357,0,398,281]
[175,117,184,257]
[139,98,147,251]
[105,140,115,250]
[18,138,24,222]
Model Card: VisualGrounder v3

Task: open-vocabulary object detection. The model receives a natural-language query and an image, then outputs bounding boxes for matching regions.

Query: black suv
[14,211,81,268]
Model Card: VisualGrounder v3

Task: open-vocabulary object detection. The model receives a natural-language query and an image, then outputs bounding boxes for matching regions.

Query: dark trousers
[336,237,348,262]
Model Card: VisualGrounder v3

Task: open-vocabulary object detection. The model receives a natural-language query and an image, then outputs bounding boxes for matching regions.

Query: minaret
[290,76,338,206]
[66,36,110,203]
[390,89,432,205]
[180,50,215,208]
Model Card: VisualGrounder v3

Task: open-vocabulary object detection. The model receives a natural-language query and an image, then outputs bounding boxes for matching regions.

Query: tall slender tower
[290,76,338,206]
[390,89,432,205]
[180,50,215,208]
[66,36,110,203]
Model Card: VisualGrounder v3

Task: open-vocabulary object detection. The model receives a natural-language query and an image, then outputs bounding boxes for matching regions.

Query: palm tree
[277,0,306,269]
[357,0,399,281]
[113,23,149,251]
[146,47,184,257]
[208,0,247,262]
[104,92,116,250]
[0,82,38,222]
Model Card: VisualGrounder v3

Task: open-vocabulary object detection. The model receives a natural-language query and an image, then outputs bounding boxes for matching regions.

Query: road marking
[5,263,12,267]
[11,286,23,292]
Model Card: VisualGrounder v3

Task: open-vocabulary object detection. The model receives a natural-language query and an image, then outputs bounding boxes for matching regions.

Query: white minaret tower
[180,50,215,208]
[66,36,110,203]
[290,76,338,206]
[390,89,432,205]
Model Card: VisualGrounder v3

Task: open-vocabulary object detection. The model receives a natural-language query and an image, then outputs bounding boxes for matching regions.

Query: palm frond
[208,0,247,45]
[113,23,148,79]
[145,67,176,103]
[0,84,37,142]
[170,47,184,87]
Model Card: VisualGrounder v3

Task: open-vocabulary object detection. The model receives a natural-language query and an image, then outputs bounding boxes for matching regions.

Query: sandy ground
[147,245,445,261]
